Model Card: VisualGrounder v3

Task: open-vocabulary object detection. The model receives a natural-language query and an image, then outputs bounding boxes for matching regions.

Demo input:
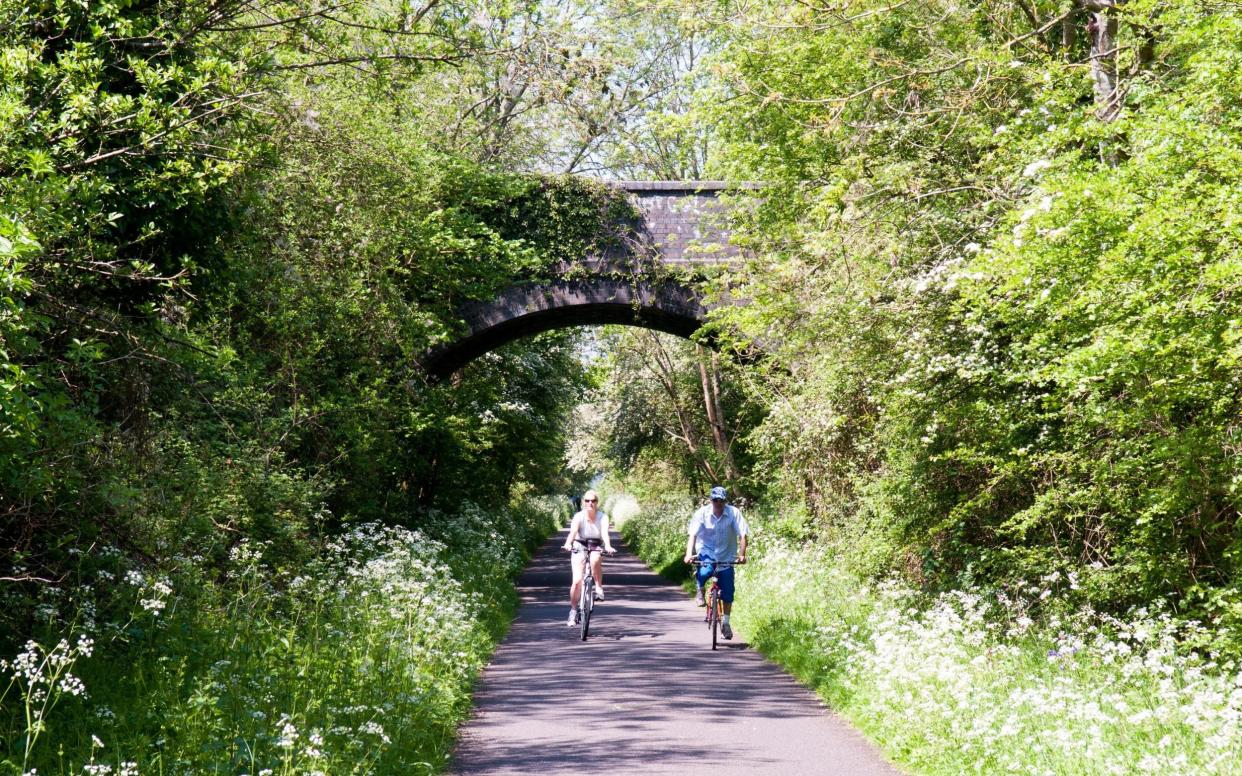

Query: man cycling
[684,485,749,640]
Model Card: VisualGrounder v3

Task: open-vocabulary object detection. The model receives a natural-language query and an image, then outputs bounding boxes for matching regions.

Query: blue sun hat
[709,485,727,501]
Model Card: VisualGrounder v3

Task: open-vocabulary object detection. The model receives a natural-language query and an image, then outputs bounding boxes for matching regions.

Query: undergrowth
[0,497,567,776]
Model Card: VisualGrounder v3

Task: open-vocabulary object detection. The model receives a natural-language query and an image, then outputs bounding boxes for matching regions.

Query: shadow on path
[449,529,903,776]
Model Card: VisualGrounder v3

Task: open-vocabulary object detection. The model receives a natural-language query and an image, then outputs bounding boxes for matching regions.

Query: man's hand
[684,553,695,564]
[737,554,746,564]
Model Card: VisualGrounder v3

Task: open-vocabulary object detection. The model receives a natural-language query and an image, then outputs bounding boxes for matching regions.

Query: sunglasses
[584,498,598,503]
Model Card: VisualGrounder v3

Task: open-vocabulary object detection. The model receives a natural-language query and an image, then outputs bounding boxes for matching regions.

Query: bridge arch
[421,278,706,379]
[421,181,750,380]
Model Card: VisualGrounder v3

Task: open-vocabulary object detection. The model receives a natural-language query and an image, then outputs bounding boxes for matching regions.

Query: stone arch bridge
[422,180,751,379]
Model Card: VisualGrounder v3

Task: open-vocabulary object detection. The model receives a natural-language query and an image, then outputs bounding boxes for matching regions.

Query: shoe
[694,590,706,607]
[594,587,605,602]
[721,622,733,640]
[566,609,577,626]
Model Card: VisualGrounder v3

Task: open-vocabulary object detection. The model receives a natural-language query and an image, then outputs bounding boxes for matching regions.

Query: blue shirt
[688,504,749,563]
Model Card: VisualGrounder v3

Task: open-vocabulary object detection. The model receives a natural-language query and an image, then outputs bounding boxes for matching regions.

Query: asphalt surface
[449,529,904,776]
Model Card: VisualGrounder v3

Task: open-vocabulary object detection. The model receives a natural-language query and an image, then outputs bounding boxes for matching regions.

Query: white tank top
[577,513,604,541]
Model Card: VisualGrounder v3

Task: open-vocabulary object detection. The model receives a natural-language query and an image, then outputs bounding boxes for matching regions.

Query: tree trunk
[646,333,720,483]
[697,346,738,481]
[1082,1,1121,121]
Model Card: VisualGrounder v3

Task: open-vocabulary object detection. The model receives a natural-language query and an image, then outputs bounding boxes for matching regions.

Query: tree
[659,0,1242,607]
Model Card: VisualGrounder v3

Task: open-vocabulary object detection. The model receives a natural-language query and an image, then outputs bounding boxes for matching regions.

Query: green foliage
[198,93,609,517]
[0,0,627,603]
[655,0,1242,616]
[0,214,38,457]
[581,329,763,497]
[1,6,632,772]
[0,497,564,776]
[617,492,696,580]
[0,1,266,336]
[0,1,258,535]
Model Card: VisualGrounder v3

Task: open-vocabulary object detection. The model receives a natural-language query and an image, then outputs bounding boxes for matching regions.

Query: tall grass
[1,498,567,776]
[621,495,1242,775]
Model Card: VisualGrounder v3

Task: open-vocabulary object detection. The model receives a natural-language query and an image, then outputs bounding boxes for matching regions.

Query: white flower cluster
[139,579,172,616]
[228,540,267,570]
[2,635,96,706]
[739,542,1242,774]
[358,720,391,745]
[216,504,543,771]
[110,566,175,617]
[82,763,136,776]
[6,498,556,775]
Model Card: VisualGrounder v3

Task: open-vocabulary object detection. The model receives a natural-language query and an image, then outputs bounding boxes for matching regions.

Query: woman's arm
[562,514,580,550]
[601,514,614,553]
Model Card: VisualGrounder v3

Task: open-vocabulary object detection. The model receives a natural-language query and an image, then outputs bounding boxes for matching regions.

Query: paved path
[450,530,903,775]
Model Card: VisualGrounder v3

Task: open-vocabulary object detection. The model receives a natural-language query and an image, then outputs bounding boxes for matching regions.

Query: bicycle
[567,539,612,640]
[691,559,742,650]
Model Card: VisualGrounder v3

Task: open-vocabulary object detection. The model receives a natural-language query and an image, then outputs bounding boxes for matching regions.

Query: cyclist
[563,489,615,626]
[684,485,749,640]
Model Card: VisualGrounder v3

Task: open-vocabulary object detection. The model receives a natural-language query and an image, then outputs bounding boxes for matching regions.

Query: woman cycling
[562,489,615,626]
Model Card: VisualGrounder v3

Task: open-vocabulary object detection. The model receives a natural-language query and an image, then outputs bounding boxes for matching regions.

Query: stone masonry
[421,180,752,379]
[620,180,750,265]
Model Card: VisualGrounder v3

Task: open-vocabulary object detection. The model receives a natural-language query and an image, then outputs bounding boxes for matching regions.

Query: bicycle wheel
[709,586,720,650]
[580,575,593,641]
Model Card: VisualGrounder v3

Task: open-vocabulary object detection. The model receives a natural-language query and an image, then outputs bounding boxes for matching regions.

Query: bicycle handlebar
[563,544,615,554]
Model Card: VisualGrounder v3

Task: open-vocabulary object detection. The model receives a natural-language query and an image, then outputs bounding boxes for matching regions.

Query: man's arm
[684,513,698,563]
[734,508,749,563]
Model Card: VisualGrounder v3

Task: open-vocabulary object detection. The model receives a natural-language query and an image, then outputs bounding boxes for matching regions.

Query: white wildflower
[1022,159,1052,178]
[276,717,298,748]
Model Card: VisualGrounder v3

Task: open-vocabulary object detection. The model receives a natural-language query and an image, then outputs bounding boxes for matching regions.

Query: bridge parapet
[614,181,755,266]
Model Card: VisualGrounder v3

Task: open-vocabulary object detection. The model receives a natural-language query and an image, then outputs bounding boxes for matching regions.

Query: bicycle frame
[570,540,605,641]
[691,560,738,650]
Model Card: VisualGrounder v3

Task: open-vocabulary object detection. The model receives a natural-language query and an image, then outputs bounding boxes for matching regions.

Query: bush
[617,494,696,581]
